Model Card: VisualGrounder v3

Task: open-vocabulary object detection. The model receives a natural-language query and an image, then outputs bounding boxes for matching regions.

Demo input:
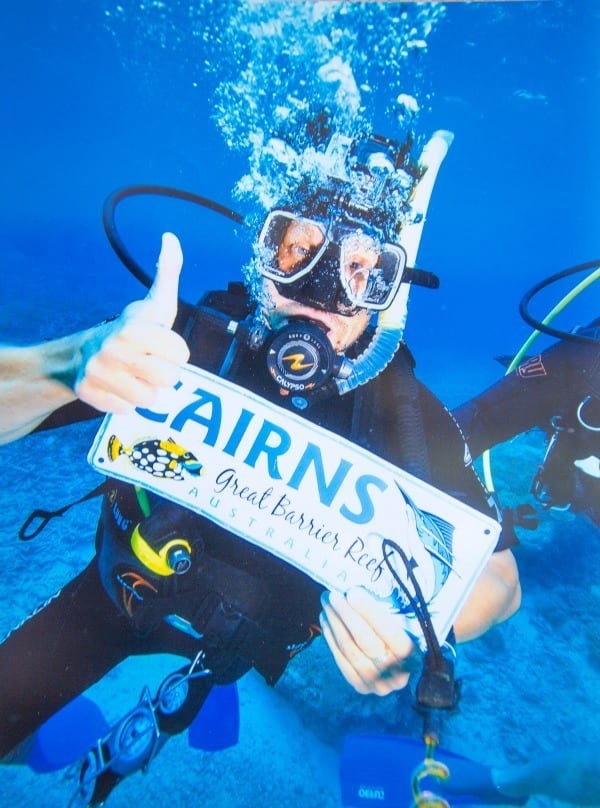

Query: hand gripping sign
[88,365,499,645]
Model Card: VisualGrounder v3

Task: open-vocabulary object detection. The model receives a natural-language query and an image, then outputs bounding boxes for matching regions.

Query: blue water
[1,2,599,806]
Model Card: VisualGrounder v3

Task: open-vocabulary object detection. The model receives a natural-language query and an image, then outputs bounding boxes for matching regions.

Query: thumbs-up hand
[75,233,191,413]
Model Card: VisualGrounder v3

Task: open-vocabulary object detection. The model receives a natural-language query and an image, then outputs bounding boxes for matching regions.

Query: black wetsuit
[453,319,600,525]
[0,285,514,758]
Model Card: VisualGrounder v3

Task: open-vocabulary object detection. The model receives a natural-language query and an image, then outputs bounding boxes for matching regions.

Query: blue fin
[340,734,526,807]
[188,682,239,751]
[27,695,110,773]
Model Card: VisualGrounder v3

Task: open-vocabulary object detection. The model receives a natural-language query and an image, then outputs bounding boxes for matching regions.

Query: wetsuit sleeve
[453,330,600,459]
[32,399,102,432]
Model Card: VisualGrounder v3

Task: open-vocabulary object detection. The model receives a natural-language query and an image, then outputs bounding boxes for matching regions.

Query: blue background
[1,0,598,406]
[0,3,599,807]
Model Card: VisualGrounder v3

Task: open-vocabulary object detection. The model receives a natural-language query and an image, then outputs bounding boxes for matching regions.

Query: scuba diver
[0,131,520,805]
[453,310,599,529]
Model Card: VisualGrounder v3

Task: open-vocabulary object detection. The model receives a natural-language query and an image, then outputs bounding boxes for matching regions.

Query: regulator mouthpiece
[265,318,352,394]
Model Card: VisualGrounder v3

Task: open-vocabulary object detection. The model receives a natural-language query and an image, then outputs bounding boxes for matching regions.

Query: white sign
[88,364,499,644]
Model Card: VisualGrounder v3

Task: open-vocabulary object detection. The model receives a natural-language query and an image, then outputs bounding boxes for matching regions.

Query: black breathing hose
[102,184,245,290]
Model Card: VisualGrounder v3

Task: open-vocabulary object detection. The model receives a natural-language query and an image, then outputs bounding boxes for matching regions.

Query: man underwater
[0,137,520,802]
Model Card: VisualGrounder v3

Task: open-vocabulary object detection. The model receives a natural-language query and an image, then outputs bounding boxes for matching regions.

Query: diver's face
[263,279,371,354]
[265,224,375,353]
[277,220,324,274]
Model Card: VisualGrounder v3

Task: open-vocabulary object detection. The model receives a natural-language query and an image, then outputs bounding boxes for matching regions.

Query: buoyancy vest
[96,284,506,684]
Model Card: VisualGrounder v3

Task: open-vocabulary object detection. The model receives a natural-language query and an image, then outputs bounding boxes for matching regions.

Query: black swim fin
[340,734,527,806]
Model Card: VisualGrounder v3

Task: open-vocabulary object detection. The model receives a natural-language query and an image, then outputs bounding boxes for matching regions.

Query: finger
[320,593,385,687]
[144,232,184,327]
[323,589,417,684]
[76,360,162,411]
[345,587,415,660]
[319,611,371,694]
[76,388,135,414]
[75,377,153,414]
[88,329,188,388]
[325,590,394,662]
[320,606,411,696]
[116,352,184,390]
[110,322,190,366]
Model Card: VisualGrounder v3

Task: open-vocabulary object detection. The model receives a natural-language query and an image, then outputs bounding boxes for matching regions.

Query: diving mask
[257,210,406,315]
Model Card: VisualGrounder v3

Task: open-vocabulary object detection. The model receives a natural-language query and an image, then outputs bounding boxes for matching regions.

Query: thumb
[143,232,183,327]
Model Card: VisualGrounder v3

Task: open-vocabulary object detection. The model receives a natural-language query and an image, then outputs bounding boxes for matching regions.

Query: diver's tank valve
[130,506,197,576]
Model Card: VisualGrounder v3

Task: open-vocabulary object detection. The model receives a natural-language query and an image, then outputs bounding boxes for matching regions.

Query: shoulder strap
[177,285,254,376]
[351,342,432,482]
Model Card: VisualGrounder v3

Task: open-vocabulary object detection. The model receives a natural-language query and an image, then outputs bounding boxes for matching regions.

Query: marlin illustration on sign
[394,481,456,604]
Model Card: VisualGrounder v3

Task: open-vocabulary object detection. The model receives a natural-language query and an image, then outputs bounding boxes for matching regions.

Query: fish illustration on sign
[107,435,203,481]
